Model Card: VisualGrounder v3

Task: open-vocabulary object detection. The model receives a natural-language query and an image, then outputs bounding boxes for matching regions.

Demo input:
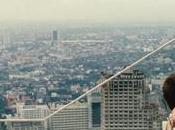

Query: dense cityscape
[0,24,175,130]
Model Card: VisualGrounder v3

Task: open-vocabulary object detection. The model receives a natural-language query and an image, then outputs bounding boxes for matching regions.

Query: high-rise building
[52,30,58,41]
[101,69,159,130]
[52,30,59,46]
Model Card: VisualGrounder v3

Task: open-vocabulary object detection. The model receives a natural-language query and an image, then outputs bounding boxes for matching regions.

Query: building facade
[49,102,89,130]
[6,105,49,130]
[17,105,49,119]
[101,69,159,130]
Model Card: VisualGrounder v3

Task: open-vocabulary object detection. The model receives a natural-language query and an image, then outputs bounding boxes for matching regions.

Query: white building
[6,104,50,130]
[101,69,159,130]
[49,102,89,130]
[17,104,50,119]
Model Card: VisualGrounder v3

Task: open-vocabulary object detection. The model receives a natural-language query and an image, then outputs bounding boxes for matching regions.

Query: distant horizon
[1,21,175,28]
[0,0,175,25]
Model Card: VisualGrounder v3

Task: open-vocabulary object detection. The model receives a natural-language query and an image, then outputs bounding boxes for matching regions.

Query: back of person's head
[163,74,175,110]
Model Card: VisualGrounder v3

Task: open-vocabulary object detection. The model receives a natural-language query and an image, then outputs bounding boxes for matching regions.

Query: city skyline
[0,16,174,129]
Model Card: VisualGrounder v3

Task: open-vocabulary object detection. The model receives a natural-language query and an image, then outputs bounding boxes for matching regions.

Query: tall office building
[52,30,59,46]
[101,69,158,130]
[52,30,58,41]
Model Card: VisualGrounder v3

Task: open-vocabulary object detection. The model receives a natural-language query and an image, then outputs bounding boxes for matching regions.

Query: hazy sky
[0,0,175,24]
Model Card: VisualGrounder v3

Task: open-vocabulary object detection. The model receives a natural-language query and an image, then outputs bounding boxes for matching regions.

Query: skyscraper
[52,30,58,41]
[101,69,157,130]
[52,30,59,46]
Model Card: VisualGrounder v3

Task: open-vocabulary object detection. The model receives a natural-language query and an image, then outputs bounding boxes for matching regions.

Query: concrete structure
[6,105,49,130]
[49,102,89,130]
[6,122,45,130]
[17,105,50,119]
[101,69,160,130]
[6,103,89,130]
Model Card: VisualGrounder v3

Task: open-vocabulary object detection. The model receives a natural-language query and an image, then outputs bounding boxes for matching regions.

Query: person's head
[163,74,175,110]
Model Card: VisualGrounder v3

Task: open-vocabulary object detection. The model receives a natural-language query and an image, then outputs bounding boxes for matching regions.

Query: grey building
[101,69,160,130]
[52,30,58,41]
[52,30,59,46]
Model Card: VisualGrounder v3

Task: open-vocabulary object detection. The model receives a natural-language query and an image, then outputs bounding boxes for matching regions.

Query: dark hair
[163,74,175,110]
